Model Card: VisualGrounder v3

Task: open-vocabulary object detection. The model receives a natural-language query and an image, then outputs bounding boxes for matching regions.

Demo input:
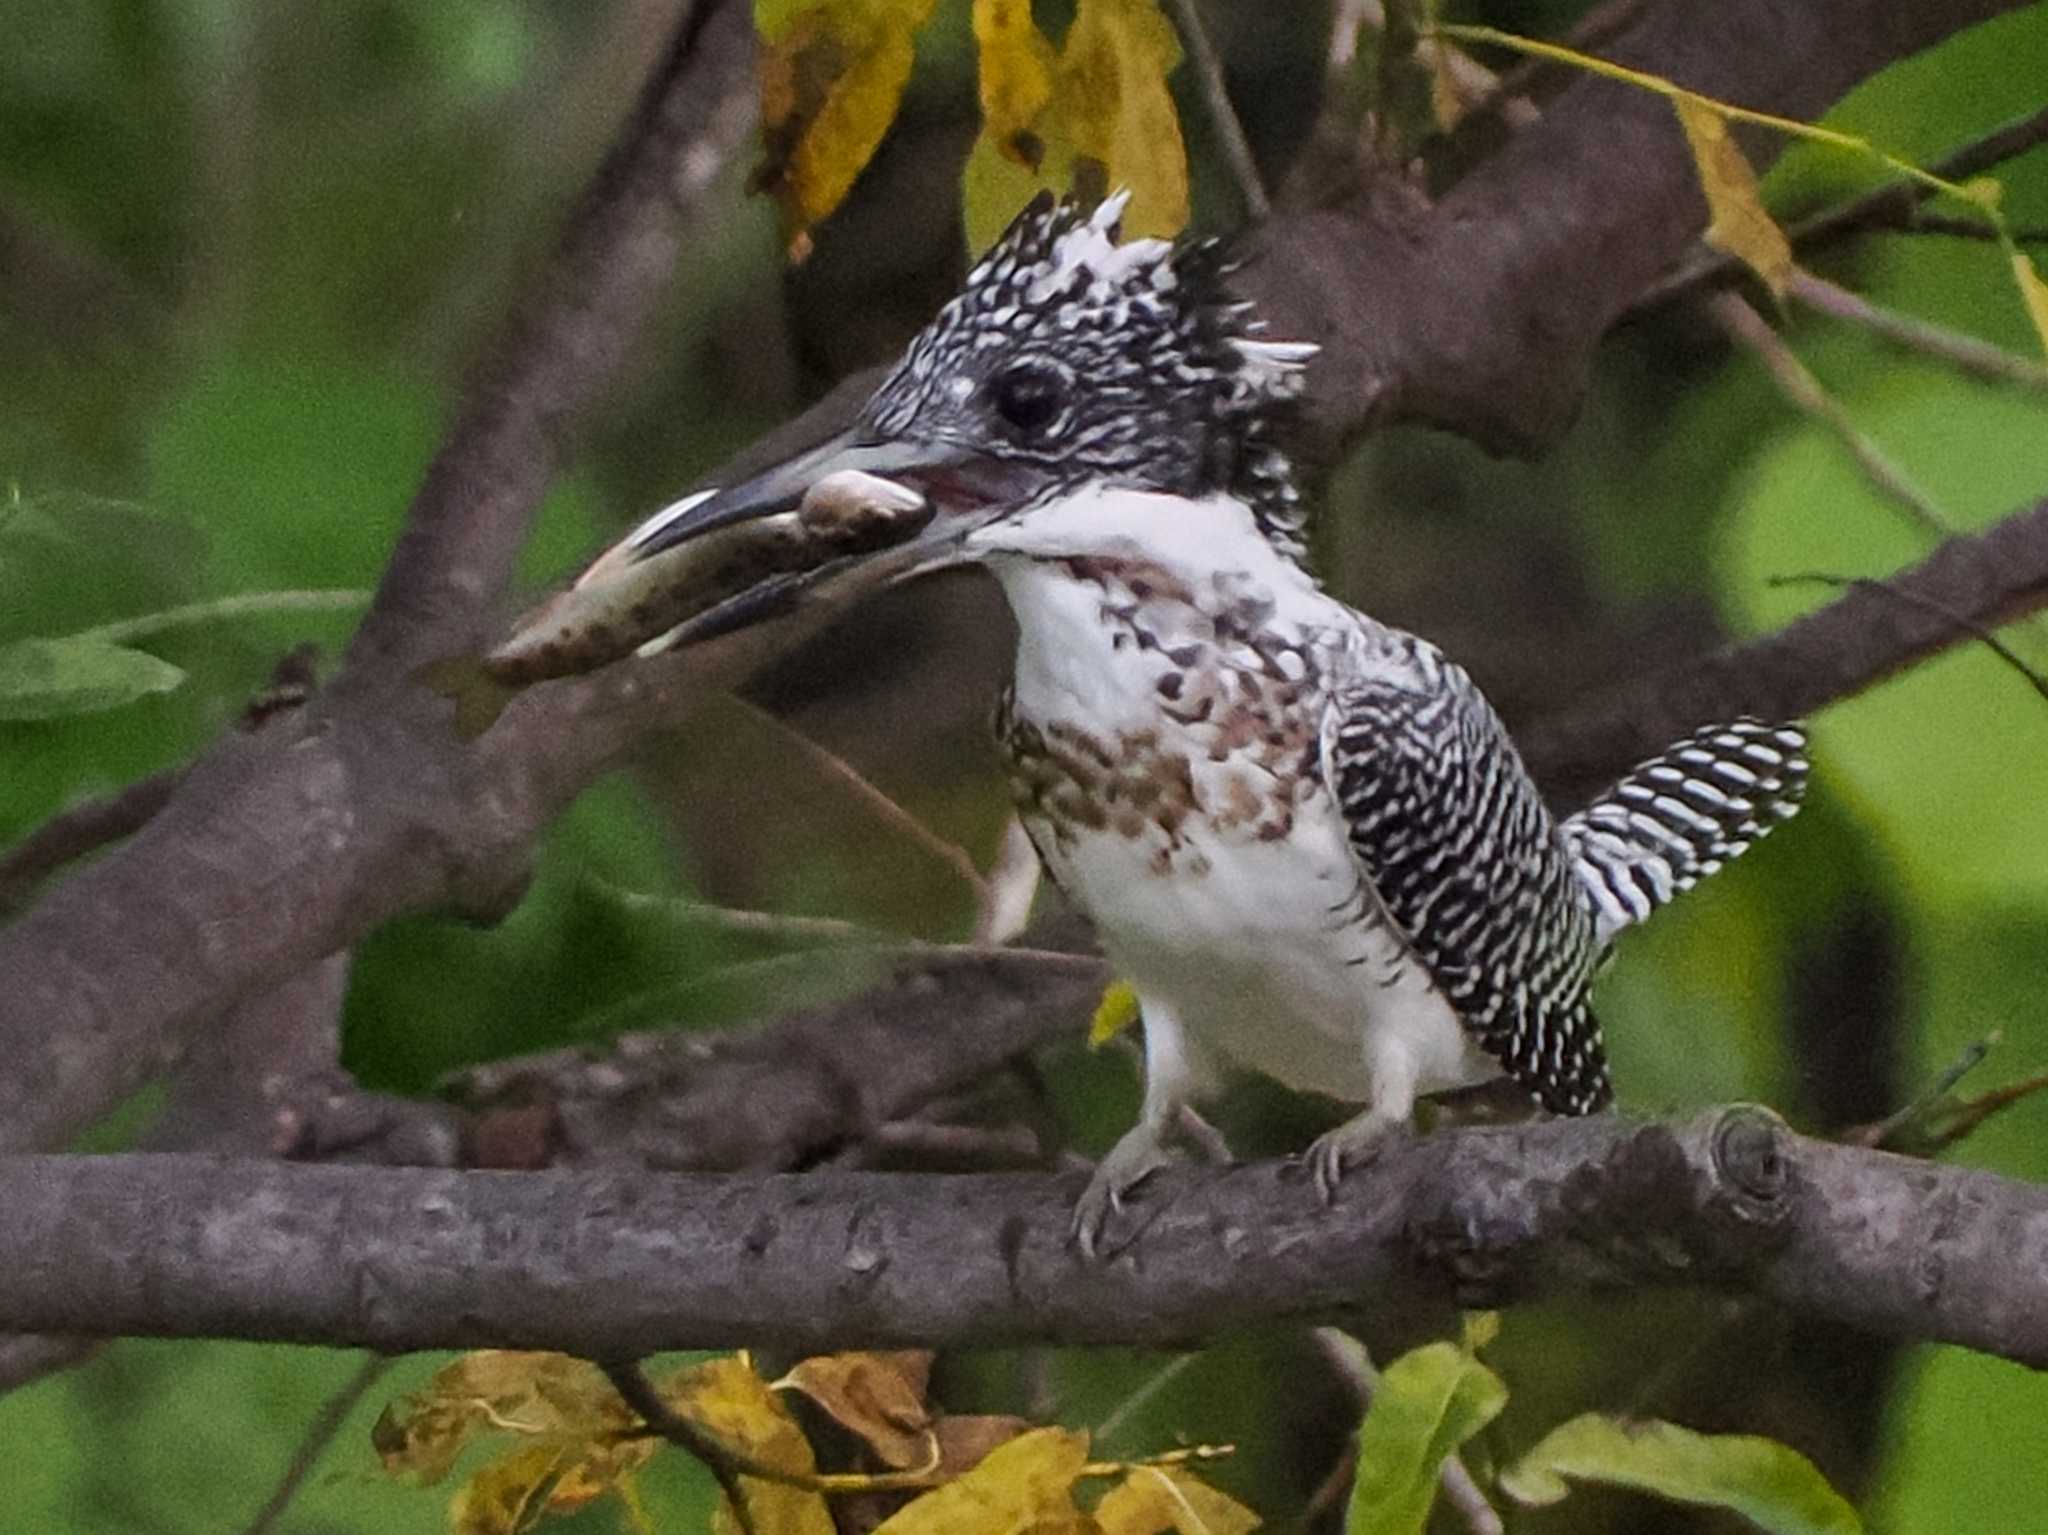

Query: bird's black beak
[594,426,1045,651]
[619,427,966,561]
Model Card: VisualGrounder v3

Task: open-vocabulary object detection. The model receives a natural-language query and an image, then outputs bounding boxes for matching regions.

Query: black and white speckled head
[859,192,1318,555]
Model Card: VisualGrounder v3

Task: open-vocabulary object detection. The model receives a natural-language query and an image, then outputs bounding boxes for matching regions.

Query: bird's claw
[1071,1126,1174,1259]
[1303,1110,1403,1204]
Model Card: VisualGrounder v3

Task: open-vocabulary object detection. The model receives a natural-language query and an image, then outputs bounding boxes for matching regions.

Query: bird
[594,191,1810,1250]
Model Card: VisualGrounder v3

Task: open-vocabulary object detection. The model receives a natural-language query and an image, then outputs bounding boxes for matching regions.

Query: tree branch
[345,0,759,676]
[4,1108,2045,1368]
[0,0,759,1155]
[1521,492,2048,800]
[445,945,1104,1171]
[1249,0,2031,455]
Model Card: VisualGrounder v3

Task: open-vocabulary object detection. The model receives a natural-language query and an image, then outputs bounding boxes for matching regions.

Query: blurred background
[1,0,2045,1529]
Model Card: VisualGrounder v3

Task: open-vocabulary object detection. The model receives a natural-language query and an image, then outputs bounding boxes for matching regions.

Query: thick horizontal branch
[1522,493,2048,798]
[4,1108,2045,1368]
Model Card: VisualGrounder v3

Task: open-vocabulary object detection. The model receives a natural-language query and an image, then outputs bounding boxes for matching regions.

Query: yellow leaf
[1961,175,2005,211]
[445,1434,659,1535]
[665,1356,836,1535]
[1095,1464,1262,1535]
[1426,40,1468,135]
[774,1351,935,1469]
[1060,0,1189,241]
[872,1426,1092,1533]
[2014,250,2048,360]
[449,1443,571,1535]
[960,0,1189,255]
[974,0,1057,167]
[755,0,940,253]
[374,1352,633,1485]
[961,125,1074,257]
[1460,1311,1502,1353]
[1672,96,1792,301]
[1089,979,1142,1048]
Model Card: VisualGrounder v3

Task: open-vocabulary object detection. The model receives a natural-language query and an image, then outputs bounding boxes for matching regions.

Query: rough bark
[4,1108,2045,1368]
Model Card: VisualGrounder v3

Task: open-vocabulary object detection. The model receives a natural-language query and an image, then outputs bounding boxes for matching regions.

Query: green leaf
[1345,1341,1507,1535]
[0,635,186,720]
[1499,1414,1863,1534]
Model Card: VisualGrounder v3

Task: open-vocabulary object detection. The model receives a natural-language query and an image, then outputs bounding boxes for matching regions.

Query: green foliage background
[1,1,2044,1529]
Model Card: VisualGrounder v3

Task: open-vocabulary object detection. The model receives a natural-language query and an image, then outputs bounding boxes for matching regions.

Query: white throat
[967,486,1333,730]
[966,484,1315,588]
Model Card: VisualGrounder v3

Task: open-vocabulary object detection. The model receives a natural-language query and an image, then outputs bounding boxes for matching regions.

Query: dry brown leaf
[775,1350,936,1468]
[447,1443,570,1535]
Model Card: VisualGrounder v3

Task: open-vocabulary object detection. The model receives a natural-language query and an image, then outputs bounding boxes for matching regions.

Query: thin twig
[589,883,902,946]
[728,695,992,916]
[1633,103,2048,313]
[1876,214,2048,247]
[1926,1070,2048,1151]
[0,769,183,917]
[242,1353,393,1535]
[1767,572,2048,704]
[602,1358,762,1533]
[1846,1030,2048,1157]
[1092,1352,1201,1451]
[1708,291,1953,537]
[1788,269,2048,394]
[72,590,372,648]
[1851,1031,2000,1150]
[0,645,323,917]
[1163,0,1270,222]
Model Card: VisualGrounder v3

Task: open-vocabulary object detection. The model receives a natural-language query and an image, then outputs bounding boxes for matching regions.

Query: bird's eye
[990,366,1065,437]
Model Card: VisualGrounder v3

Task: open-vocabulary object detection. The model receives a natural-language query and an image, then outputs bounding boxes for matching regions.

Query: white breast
[979,491,1499,1107]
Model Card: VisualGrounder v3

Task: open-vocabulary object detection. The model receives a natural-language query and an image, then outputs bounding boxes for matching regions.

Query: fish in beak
[609,427,1045,653]
[421,427,1034,739]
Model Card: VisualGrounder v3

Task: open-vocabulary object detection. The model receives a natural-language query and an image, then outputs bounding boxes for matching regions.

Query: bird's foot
[1304,1108,1406,1204]
[1071,1123,1176,1259]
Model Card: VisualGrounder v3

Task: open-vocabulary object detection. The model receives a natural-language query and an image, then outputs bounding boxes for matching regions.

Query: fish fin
[413,654,519,742]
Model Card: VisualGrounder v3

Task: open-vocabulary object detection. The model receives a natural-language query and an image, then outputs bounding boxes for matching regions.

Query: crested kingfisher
[601,193,1809,1248]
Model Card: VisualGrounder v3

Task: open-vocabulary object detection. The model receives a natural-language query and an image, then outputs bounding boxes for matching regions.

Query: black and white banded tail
[1562,720,1809,947]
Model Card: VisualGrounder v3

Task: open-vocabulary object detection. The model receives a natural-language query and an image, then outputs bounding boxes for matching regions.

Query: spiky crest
[860,192,1319,557]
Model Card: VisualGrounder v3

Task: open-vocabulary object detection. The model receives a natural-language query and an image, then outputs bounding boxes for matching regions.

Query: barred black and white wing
[1320,633,1614,1117]
[1562,720,1809,948]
